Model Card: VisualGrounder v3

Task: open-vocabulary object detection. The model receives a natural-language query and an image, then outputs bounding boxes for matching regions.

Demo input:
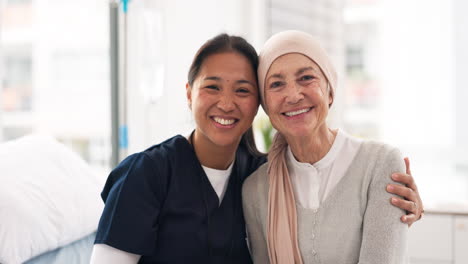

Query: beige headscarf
[258,30,337,264]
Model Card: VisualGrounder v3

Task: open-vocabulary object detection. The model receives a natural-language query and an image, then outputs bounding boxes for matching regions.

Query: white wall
[376,0,468,204]
[0,0,3,141]
[454,0,468,164]
[33,0,110,138]
[408,213,468,264]
[379,0,455,148]
[126,0,268,153]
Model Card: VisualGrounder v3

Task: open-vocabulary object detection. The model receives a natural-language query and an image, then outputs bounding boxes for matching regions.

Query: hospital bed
[0,135,104,264]
[24,233,95,264]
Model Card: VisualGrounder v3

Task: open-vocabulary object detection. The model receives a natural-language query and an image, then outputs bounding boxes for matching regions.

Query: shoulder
[102,153,155,194]
[101,135,187,202]
[236,144,268,181]
[143,135,189,163]
[112,135,189,182]
[243,162,268,189]
[357,140,403,164]
[139,135,194,177]
[100,153,160,203]
[357,140,405,183]
[242,162,269,203]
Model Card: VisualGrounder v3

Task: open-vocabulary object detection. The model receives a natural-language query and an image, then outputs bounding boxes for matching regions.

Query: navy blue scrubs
[95,135,266,264]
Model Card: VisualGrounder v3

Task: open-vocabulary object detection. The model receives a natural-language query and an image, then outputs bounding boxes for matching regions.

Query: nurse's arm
[386,157,424,226]
[90,244,141,264]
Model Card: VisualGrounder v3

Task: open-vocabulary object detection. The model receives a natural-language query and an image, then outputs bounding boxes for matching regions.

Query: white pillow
[0,135,105,264]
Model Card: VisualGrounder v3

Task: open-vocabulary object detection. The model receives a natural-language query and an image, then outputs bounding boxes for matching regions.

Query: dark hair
[187,33,265,157]
[188,33,258,85]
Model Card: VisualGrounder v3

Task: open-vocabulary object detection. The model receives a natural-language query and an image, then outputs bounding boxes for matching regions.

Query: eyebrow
[266,73,285,82]
[236,79,255,86]
[204,76,255,86]
[204,76,221,81]
[266,66,317,82]
[296,67,316,76]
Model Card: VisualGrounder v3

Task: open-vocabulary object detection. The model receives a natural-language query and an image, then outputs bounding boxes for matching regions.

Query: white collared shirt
[286,130,362,209]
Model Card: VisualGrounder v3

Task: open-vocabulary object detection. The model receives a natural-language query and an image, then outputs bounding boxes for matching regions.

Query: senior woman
[243,30,409,263]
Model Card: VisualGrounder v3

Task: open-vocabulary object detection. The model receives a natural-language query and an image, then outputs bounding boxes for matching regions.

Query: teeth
[285,108,311,117]
[213,117,235,125]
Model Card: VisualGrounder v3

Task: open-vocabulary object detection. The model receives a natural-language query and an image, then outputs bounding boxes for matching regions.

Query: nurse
[90,33,423,264]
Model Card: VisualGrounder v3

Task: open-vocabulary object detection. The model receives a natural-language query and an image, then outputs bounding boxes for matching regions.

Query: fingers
[390,197,418,214]
[393,157,417,191]
[391,196,420,227]
[391,173,417,192]
[404,157,411,175]
[401,213,418,227]
[387,184,417,202]
[388,184,424,223]
[391,157,424,226]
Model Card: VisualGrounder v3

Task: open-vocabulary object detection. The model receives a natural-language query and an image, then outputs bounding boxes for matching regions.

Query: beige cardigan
[242,141,408,264]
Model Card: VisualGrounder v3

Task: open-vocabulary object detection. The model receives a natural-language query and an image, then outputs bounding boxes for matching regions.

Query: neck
[190,130,238,170]
[286,126,337,164]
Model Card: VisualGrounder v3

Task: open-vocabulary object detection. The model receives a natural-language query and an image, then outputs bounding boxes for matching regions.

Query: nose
[217,93,236,112]
[285,83,304,105]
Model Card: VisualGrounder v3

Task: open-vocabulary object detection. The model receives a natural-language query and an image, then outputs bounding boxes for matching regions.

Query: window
[344,0,468,204]
[1,52,32,112]
[0,0,111,173]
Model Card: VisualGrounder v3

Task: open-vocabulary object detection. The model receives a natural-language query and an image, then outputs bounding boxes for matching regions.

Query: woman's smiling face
[186,51,259,149]
[264,53,332,138]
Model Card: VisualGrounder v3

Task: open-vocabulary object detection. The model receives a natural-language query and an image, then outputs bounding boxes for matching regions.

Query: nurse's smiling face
[186,51,259,150]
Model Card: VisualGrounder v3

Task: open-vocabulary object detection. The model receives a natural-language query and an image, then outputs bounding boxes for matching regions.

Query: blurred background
[1,0,468,262]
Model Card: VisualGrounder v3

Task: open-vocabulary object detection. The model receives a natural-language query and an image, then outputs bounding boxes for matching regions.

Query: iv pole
[109,0,129,167]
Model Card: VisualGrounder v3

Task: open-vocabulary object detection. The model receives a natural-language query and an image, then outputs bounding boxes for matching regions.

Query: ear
[327,83,334,108]
[186,82,192,109]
